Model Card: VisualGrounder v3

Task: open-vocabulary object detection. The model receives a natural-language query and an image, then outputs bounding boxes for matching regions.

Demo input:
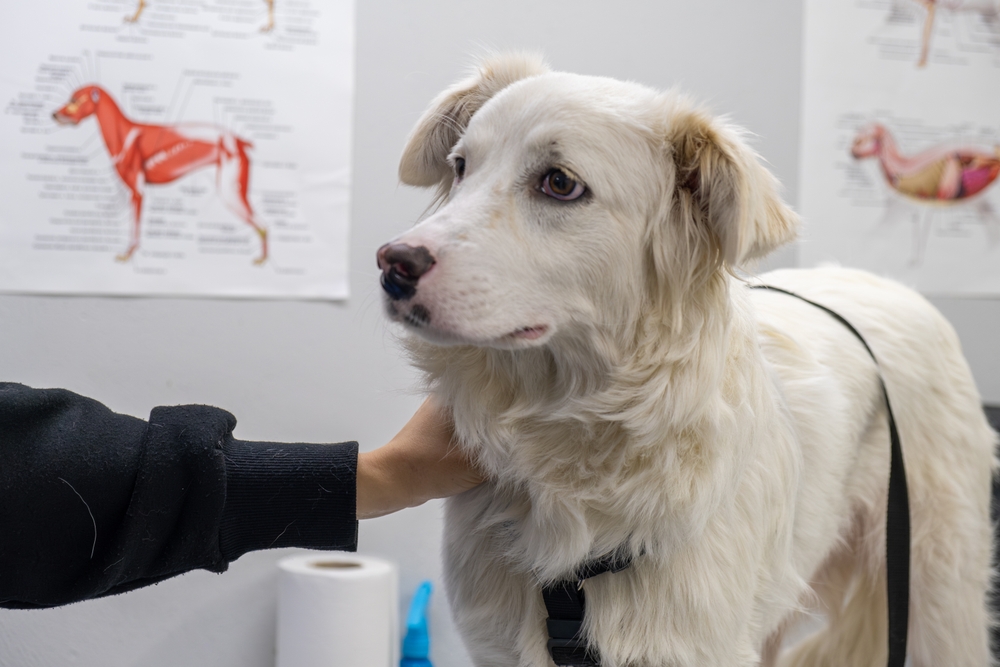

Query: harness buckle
[546,637,601,667]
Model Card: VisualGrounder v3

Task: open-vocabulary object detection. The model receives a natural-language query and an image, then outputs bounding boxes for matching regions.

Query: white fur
[384,54,997,667]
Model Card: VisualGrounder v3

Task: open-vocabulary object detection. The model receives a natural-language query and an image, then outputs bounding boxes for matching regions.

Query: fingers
[356,396,484,519]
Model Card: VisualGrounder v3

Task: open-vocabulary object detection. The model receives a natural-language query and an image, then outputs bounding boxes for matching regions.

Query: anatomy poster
[800,0,1000,295]
[0,0,353,299]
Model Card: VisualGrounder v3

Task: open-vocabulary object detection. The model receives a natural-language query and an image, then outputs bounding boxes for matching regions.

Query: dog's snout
[377,243,436,301]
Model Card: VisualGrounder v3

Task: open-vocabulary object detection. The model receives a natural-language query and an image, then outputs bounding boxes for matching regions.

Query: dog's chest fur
[410,285,822,666]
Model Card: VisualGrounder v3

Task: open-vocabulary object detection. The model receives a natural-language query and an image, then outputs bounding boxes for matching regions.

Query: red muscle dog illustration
[53,85,267,264]
[852,123,1000,202]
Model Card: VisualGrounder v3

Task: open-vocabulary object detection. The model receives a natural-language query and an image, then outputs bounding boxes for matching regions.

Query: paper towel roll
[276,554,399,667]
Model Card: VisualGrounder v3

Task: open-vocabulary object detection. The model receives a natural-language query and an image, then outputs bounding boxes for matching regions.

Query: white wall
[1,1,996,666]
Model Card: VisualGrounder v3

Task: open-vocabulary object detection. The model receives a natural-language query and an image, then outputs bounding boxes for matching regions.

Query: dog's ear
[666,104,799,267]
[399,53,550,189]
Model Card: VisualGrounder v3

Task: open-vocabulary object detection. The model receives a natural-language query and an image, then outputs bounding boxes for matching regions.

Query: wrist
[356,450,384,519]
[357,446,419,519]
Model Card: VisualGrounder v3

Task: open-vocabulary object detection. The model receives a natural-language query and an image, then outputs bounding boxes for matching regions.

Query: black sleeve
[0,383,358,609]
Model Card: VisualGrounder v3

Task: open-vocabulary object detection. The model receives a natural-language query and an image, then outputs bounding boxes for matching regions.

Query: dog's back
[752,266,997,667]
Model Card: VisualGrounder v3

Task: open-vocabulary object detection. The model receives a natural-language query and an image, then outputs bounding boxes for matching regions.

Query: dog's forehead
[462,73,657,159]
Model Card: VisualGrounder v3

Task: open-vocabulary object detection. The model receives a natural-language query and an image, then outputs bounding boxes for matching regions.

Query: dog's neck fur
[408,272,772,580]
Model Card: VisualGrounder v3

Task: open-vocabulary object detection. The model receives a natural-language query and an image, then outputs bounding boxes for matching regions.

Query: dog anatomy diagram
[0,0,354,298]
[850,123,1000,202]
[847,122,1000,265]
[801,0,1000,294]
[53,85,268,264]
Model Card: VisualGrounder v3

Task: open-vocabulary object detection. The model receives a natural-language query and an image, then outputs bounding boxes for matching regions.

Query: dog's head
[380,54,799,351]
[851,123,886,159]
[52,86,103,125]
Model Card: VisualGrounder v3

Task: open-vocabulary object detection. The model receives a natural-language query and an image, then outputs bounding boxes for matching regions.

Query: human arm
[0,382,358,609]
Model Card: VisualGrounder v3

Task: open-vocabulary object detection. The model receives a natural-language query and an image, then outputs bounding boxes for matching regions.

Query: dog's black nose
[377,243,436,300]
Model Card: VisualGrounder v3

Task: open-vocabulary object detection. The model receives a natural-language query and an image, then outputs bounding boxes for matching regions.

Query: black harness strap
[542,581,594,667]
[750,284,909,667]
[541,548,635,667]
[540,284,911,667]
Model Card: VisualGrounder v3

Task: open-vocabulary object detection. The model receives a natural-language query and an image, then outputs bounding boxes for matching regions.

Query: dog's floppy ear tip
[472,50,550,82]
[736,159,802,263]
[741,196,801,264]
[398,156,444,188]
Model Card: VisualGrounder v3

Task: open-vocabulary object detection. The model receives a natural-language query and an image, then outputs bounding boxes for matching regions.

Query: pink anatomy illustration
[852,123,1000,202]
[851,122,1000,264]
[52,85,268,264]
[908,0,1000,67]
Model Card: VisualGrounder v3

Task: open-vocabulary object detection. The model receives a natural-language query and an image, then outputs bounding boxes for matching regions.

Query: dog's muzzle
[377,243,435,301]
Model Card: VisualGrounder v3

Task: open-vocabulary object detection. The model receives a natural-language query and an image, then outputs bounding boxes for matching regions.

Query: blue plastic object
[401,581,433,667]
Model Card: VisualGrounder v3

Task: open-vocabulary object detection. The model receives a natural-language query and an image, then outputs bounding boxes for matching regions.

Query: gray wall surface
[1,1,996,666]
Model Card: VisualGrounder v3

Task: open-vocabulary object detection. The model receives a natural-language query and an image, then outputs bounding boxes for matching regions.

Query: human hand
[356,396,484,519]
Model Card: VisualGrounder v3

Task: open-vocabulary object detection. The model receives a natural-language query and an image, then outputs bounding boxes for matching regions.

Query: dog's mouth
[506,325,549,341]
[389,300,552,347]
[403,304,431,328]
[490,324,553,348]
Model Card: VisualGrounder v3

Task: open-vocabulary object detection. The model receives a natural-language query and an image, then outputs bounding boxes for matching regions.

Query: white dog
[378,54,997,667]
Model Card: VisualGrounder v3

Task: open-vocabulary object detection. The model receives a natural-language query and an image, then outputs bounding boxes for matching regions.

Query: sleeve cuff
[218,438,359,562]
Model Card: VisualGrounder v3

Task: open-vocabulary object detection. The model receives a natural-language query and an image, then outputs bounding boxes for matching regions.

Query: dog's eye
[454,157,466,180]
[541,169,585,201]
